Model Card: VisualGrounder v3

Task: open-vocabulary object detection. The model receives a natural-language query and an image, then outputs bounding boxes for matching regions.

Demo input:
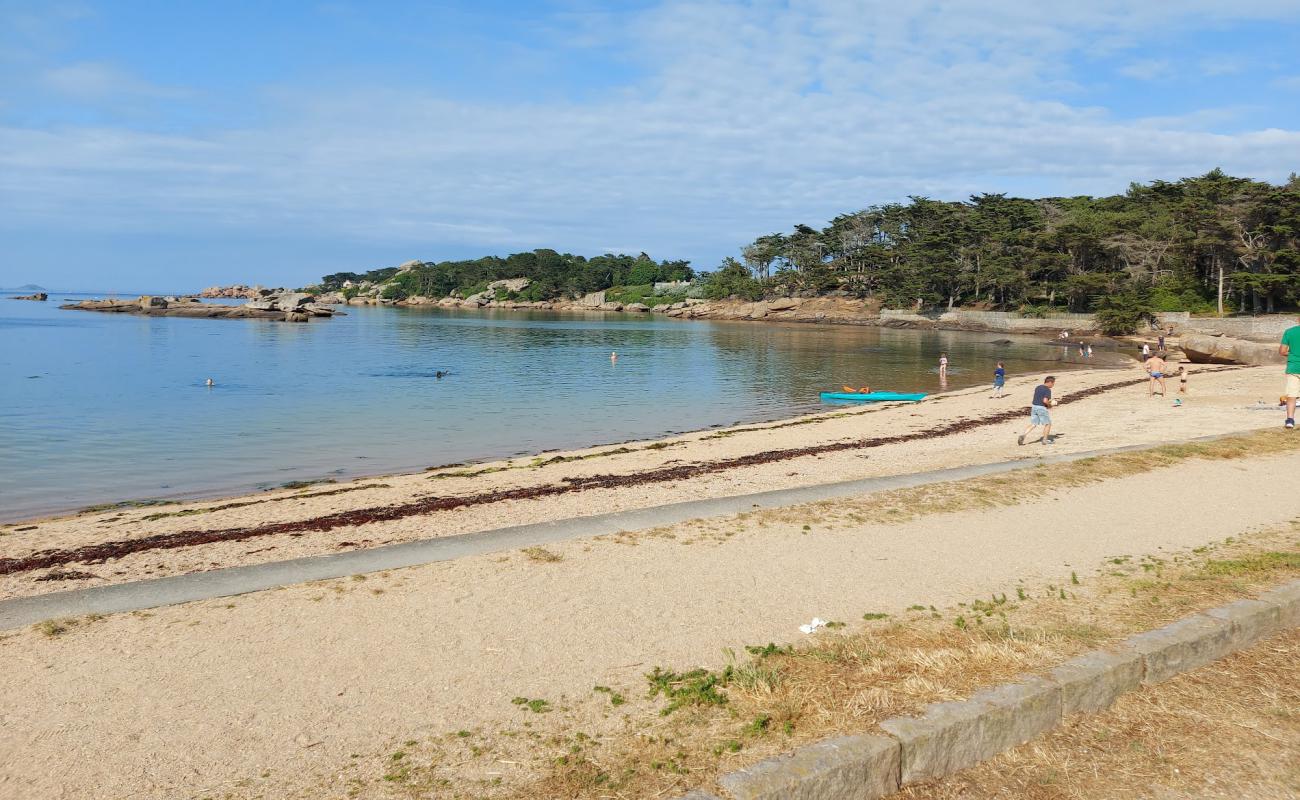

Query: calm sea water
[0,293,1116,521]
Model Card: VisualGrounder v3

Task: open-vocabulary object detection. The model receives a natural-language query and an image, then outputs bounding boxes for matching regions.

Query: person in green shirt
[1279,323,1300,429]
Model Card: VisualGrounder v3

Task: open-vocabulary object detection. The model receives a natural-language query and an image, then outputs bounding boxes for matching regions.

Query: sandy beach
[0,363,1286,601]
[1,361,1298,799]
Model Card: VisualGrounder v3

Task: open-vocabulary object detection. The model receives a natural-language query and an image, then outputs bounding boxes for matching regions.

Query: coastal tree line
[729,170,1300,316]
[315,171,1300,322]
[319,251,693,303]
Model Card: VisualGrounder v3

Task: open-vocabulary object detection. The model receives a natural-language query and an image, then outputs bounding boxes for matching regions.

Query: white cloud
[3,0,1300,270]
[40,61,189,101]
[1118,58,1172,80]
[1200,56,1247,76]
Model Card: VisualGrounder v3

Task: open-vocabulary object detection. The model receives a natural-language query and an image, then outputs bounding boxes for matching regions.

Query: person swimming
[434,370,447,379]
[610,351,618,362]
[205,378,214,387]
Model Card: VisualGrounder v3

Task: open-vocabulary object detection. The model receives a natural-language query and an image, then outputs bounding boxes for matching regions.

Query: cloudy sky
[2,0,1299,291]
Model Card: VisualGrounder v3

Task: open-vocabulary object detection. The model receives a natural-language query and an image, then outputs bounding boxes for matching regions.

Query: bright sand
[0,364,1287,600]
[1,363,1297,798]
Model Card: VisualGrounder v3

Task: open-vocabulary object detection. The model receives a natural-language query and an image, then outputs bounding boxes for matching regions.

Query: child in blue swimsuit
[991,362,1006,398]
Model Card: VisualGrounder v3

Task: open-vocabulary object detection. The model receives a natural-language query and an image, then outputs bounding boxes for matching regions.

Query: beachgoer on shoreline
[1018,375,1056,446]
[991,362,1005,398]
[938,353,948,380]
[1178,365,1188,394]
[1146,354,1168,397]
[1279,320,1300,429]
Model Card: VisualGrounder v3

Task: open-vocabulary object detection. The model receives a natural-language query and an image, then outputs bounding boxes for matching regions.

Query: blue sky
[2,0,1299,292]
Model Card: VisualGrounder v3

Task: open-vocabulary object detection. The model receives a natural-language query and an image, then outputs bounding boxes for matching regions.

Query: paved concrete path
[0,438,1220,630]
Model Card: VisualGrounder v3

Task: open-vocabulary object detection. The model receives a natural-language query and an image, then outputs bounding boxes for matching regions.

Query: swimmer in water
[434,370,447,379]
[610,351,618,362]
[205,378,214,387]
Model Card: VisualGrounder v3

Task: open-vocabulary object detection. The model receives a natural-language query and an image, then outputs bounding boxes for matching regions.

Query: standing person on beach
[1146,354,1168,396]
[1018,376,1056,446]
[1141,342,1151,359]
[1158,333,1166,352]
[1278,320,1300,429]
[1178,365,1188,394]
[991,362,1006,398]
[938,353,948,381]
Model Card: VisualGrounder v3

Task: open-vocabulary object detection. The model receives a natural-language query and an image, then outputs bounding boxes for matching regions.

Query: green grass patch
[646,666,732,715]
[512,696,553,713]
[1198,551,1300,577]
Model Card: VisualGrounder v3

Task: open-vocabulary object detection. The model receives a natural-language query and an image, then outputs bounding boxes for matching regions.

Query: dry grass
[266,430,1300,800]
[737,429,1300,534]
[521,546,563,563]
[312,523,1298,800]
[902,629,1300,799]
[608,429,1300,549]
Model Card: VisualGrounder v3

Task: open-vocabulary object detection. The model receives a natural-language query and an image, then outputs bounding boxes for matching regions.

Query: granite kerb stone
[683,581,1300,799]
[879,675,1060,785]
[716,734,900,800]
[1203,598,1284,650]
[1123,613,1236,683]
[1257,579,1300,629]
[1048,647,1143,716]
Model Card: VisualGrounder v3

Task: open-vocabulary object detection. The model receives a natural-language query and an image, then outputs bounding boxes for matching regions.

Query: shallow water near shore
[0,294,1121,521]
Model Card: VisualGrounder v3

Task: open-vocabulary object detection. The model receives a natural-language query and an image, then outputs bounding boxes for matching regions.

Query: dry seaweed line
[0,370,1239,576]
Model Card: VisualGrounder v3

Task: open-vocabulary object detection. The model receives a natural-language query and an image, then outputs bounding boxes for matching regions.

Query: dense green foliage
[739,170,1300,315]
[318,172,1300,322]
[321,251,693,302]
[703,258,764,301]
[1094,288,1158,336]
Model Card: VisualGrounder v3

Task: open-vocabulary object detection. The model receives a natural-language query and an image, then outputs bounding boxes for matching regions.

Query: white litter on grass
[799,617,828,634]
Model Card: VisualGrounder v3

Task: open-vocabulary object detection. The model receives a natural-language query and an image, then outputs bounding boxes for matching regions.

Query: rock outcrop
[10,292,47,301]
[458,278,534,307]
[1179,333,1284,366]
[61,290,342,322]
[200,285,266,299]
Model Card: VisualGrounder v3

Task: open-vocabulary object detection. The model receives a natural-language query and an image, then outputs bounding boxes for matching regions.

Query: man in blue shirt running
[1018,376,1056,446]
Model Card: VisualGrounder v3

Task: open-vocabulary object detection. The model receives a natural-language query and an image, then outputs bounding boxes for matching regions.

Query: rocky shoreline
[61,291,343,322]
[387,291,1102,336]
[106,282,1291,366]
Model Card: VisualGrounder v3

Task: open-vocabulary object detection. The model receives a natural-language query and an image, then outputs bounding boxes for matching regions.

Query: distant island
[295,170,1300,335]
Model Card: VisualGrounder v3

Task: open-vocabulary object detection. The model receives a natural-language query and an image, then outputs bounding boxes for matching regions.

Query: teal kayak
[819,391,927,403]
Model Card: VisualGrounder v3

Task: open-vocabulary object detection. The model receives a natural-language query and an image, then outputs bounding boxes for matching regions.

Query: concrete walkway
[0,438,1222,630]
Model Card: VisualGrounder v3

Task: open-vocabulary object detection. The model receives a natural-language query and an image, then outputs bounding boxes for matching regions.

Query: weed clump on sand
[37,618,73,637]
[744,642,792,657]
[512,697,552,714]
[646,666,733,715]
[522,546,562,563]
[592,686,626,706]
